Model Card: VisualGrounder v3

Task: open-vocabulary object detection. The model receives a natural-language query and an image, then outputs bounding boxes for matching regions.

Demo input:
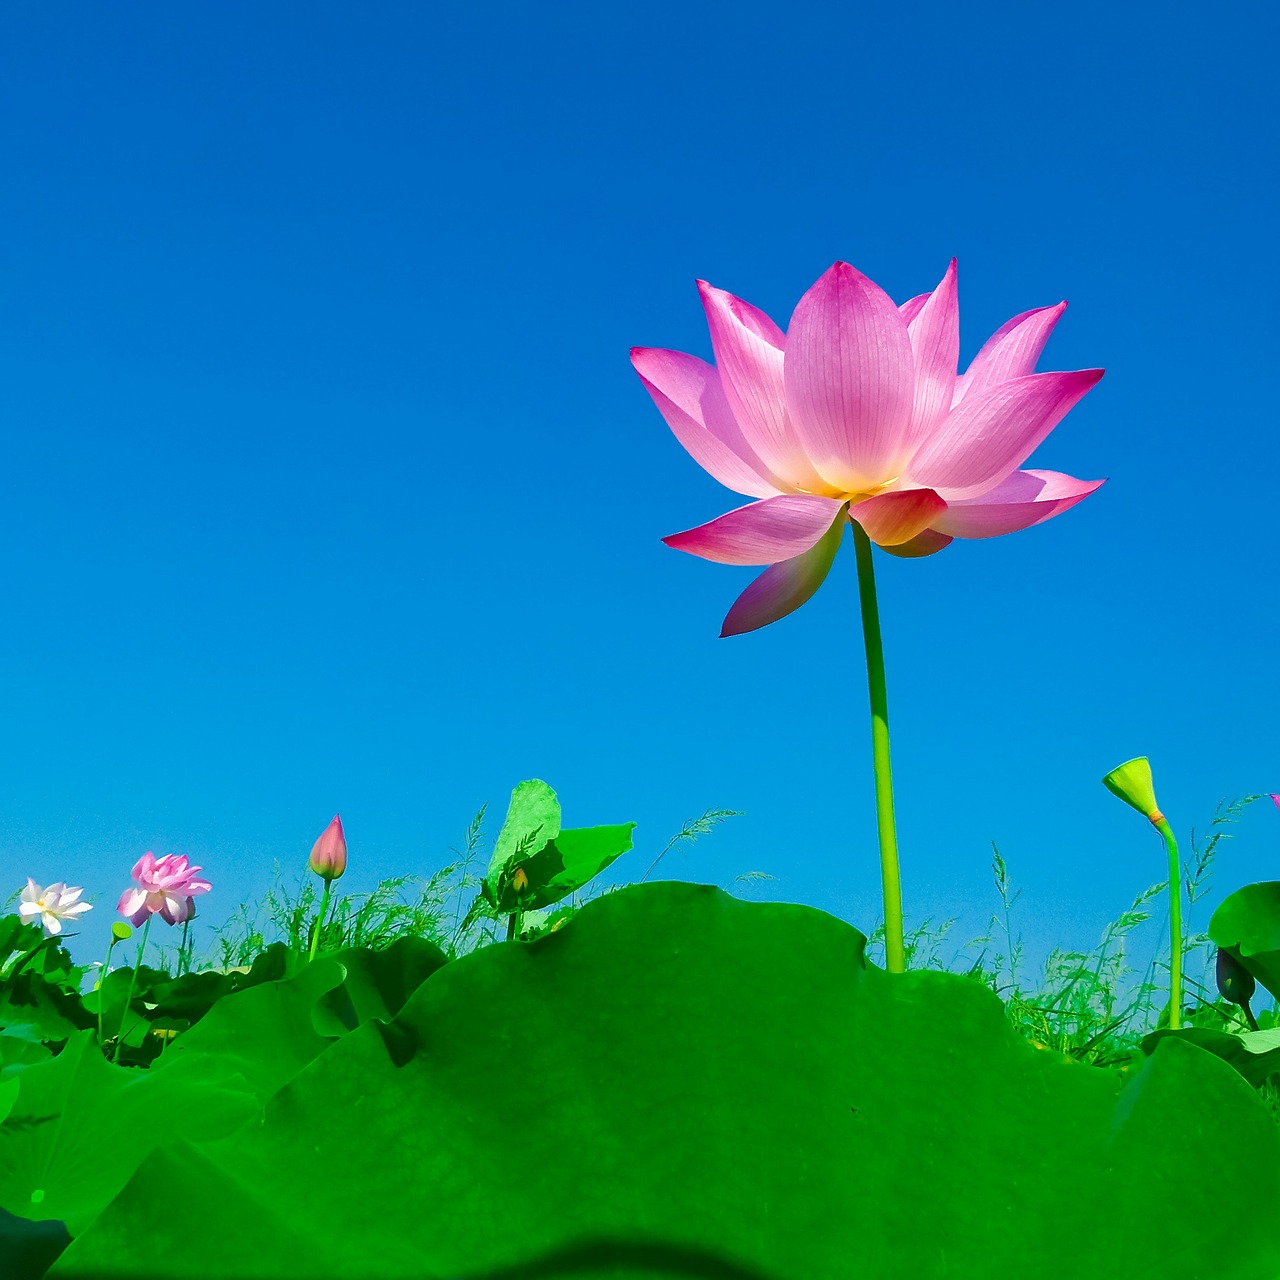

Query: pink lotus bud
[309,815,347,881]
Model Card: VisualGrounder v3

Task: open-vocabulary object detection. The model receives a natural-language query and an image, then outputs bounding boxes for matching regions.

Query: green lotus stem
[1152,815,1183,1030]
[112,915,153,1064]
[96,938,115,1049]
[851,521,905,974]
[308,879,333,963]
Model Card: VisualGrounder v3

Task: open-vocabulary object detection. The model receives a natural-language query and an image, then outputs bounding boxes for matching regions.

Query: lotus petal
[784,262,915,493]
[631,348,783,499]
[663,494,848,565]
[698,282,830,491]
[931,469,1106,538]
[898,293,930,325]
[877,528,954,558]
[849,488,948,547]
[955,303,1067,406]
[903,259,959,448]
[720,506,848,636]
[905,369,1104,501]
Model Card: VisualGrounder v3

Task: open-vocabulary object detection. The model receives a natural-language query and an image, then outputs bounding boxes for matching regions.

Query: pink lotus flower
[18,878,93,936]
[1271,794,1279,811]
[117,852,212,927]
[631,260,1105,635]
[309,815,347,881]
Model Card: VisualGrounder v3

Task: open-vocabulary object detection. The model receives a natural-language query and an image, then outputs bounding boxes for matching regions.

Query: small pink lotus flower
[117,853,212,927]
[18,879,93,937]
[309,815,347,881]
[632,260,1105,635]
[1270,794,1279,812]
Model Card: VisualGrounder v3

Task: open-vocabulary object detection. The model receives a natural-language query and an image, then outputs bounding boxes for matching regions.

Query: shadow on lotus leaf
[448,1235,777,1279]
[46,1234,777,1280]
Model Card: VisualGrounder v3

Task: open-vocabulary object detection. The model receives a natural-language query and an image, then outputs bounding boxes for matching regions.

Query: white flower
[18,878,93,937]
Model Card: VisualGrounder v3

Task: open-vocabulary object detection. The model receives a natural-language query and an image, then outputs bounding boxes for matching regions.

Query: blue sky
[2,3,1276,1000]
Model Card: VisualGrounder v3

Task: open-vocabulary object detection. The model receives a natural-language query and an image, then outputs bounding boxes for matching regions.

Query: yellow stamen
[792,475,901,506]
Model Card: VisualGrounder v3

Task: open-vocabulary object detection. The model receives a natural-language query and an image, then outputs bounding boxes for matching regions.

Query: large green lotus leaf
[78,948,338,1065]
[0,917,80,984]
[1142,1025,1280,1090]
[0,1031,54,1075]
[0,1075,18,1122]
[142,967,236,1027]
[0,913,32,960]
[239,940,301,985]
[81,964,174,1055]
[1210,882,1280,1002]
[309,934,447,1037]
[0,934,433,1272]
[489,823,637,914]
[0,1029,258,1236]
[148,939,332,1003]
[57,884,1280,1280]
[149,938,446,1090]
[0,1205,71,1280]
[0,970,96,1047]
[148,955,347,1100]
[1,921,91,1036]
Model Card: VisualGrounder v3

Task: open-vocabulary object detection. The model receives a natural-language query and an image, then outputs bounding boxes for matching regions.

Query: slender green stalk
[1153,815,1183,1030]
[96,936,118,1049]
[111,916,153,1064]
[851,521,905,974]
[177,918,191,976]
[308,879,333,963]
[507,910,521,942]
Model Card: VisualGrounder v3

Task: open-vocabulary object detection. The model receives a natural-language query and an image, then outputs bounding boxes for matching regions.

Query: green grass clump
[161,805,755,973]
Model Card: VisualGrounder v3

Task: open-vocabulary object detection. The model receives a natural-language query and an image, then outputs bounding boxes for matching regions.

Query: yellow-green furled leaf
[1102,756,1160,819]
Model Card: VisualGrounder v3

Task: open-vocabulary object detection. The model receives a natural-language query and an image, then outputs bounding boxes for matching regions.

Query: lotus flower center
[793,476,901,505]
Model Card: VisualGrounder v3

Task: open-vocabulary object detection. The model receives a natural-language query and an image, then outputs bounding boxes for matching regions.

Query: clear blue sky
[2,3,1276,995]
